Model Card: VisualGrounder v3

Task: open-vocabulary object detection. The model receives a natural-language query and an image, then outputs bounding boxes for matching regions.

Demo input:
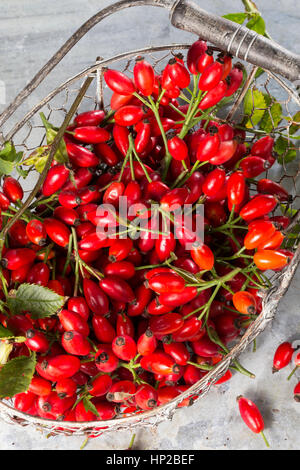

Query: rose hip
[237,396,270,447]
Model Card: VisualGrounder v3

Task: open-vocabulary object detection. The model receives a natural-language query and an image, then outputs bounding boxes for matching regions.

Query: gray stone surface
[0,0,300,450]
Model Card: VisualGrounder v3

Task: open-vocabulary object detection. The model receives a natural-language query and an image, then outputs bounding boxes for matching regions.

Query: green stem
[62,234,73,277]
[0,270,8,298]
[130,136,152,183]
[118,148,131,183]
[260,431,270,448]
[80,437,89,450]
[71,227,80,296]
[187,361,213,372]
[148,96,171,168]
[128,434,136,450]
[287,366,298,381]
[169,103,187,118]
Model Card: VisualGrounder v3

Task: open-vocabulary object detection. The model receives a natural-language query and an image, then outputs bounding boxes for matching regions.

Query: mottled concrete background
[0,0,299,450]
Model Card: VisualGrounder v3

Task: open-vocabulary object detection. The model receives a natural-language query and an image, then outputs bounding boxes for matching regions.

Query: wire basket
[0,0,299,438]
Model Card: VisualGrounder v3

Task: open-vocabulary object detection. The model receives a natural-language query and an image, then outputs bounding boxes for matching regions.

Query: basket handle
[170,0,300,82]
[1,0,299,132]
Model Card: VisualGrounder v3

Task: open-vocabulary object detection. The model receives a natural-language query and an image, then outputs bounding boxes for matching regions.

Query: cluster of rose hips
[0,39,294,426]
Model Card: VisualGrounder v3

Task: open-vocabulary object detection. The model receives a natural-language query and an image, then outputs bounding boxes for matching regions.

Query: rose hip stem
[127,434,136,450]
[287,352,300,381]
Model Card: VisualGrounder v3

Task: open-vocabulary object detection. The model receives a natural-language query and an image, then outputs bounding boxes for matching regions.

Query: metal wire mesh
[0,41,299,438]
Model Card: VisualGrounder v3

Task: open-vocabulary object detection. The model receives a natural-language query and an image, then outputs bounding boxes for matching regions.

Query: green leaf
[255,67,265,79]
[280,204,297,218]
[16,166,30,179]
[82,396,99,417]
[274,136,288,155]
[280,205,300,248]
[222,12,248,24]
[0,324,14,339]
[0,324,25,343]
[0,158,14,175]
[278,147,297,164]
[246,14,266,35]
[35,158,48,173]
[244,88,266,128]
[260,96,282,133]
[0,141,24,175]
[23,146,49,174]
[0,142,23,163]
[0,353,36,398]
[7,283,65,319]
[40,112,58,133]
[40,113,69,165]
[289,111,300,135]
[54,138,69,165]
[275,136,297,164]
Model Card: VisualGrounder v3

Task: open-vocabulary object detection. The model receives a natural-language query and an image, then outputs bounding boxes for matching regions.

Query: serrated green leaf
[289,111,300,135]
[280,204,297,217]
[35,157,48,173]
[0,353,36,398]
[0,158,14,175]
[244,88,266,128]
[23,146,49,174]
[15,152,24,164]
[0,142,24,176]
[0,141,23,163]
[222,12,248,24]
[260,98,282,133]
[246,14,266,35]
[274,136,288,155]
[23,146,48,166]
[278,147,297,164]
[275,136,297,164]
[83,396,99,417]
[0,142,14,160]
[7,283,65,318]
[40,113,68,165]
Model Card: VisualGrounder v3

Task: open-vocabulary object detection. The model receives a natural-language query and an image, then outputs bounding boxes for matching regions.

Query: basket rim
[4,42,300,145]
[4,44,190,143]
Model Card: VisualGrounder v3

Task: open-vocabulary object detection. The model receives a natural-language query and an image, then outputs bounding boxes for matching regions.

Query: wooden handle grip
[170,0,300,82]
